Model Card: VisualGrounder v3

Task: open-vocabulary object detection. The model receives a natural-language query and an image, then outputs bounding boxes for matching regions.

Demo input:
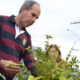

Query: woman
[46,44,62,63]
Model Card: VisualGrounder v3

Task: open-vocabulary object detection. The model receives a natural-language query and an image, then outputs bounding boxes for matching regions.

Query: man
[0,0,41,80]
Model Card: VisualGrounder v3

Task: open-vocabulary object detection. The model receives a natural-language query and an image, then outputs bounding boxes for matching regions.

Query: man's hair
[19,0,40,13]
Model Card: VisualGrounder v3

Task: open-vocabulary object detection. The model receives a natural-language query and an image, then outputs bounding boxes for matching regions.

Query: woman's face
[49,47,56,57]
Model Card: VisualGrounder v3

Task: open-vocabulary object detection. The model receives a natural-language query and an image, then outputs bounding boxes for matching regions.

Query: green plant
[10,35,80,80]
[34,35,80,80]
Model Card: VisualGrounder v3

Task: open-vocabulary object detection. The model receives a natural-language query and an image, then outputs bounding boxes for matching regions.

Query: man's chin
[23,23,33,28]
[24,25,31,28]
[27,24,33,27]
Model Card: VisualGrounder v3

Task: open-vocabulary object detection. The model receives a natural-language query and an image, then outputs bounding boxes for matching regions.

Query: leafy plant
[2,35,80,80]
[34,35,80,80]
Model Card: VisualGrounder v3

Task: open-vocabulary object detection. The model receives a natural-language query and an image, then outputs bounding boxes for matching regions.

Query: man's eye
[32,13,36,17]
[32,13,38,19]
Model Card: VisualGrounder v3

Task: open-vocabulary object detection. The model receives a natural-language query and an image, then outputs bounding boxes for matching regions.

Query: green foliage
[34,47,80,80]
[15,35,80,80]
[28,75,44,80]
[33,35,80,80]
[1,35,80,80]
[59,76,67,80]
[14,60,31,80]
[45,35,53,51]
[0,73,6,80]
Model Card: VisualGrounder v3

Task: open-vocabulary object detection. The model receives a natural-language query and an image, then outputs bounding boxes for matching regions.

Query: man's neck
[14,16,22,31]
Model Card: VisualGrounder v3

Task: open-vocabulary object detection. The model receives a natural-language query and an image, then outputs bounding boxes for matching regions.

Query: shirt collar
[15,25,25,38]
[9,15,16,24]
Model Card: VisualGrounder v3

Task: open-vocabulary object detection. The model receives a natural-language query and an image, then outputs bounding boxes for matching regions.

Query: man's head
[15,0,41,29]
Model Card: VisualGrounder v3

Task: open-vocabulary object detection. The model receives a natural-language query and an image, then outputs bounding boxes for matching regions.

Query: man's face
[19,4,41,28]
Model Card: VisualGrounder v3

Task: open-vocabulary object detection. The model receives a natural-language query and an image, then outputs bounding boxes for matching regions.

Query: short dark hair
[19,0,40,13]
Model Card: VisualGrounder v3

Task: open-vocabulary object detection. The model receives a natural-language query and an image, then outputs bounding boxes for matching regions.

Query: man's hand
[0,60,20,75]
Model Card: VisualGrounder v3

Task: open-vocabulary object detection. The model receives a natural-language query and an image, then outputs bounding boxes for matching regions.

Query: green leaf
[0,73,6,80]
[35,76,44,80]
[68,77,73,80]
[28,75,35,80]
[59,76,67,80]
[17,74,24,80]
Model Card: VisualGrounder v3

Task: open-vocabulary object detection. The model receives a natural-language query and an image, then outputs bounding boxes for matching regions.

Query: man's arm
[22,36,37,76]
[22,49,37,76]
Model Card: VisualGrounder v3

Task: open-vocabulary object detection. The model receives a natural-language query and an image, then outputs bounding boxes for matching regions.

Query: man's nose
[32,17,36,22]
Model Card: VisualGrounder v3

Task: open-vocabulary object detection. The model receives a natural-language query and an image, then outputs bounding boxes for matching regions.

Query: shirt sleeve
[22,37,36,74]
